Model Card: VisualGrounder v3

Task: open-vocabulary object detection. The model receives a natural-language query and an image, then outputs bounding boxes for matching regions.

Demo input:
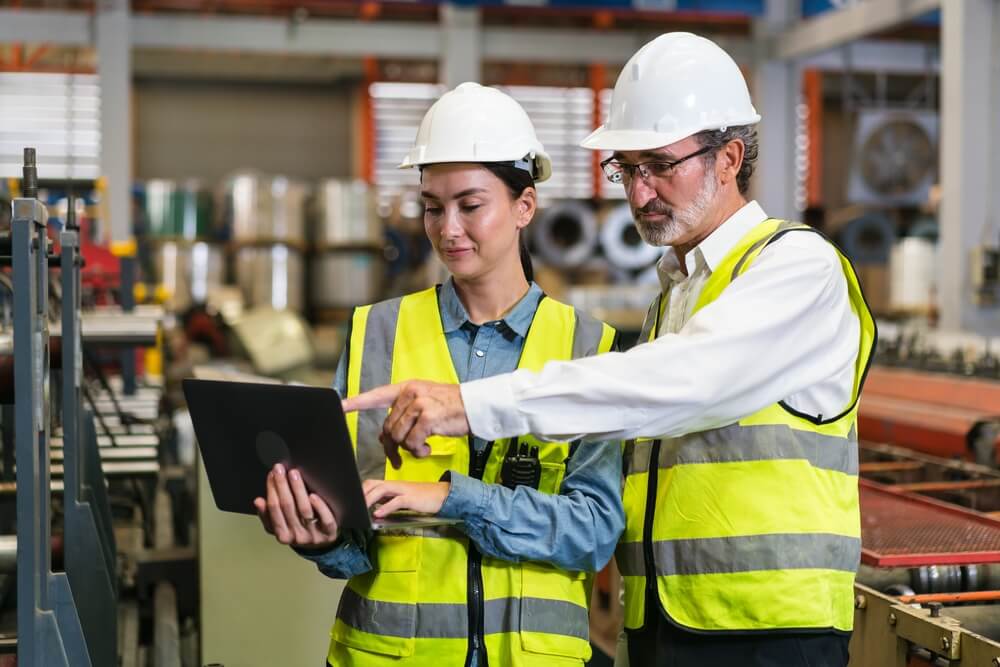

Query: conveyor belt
[861,478,1000,567]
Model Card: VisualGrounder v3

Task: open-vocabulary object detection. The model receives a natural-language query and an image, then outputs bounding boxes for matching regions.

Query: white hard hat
[400,82,552,183]
[581,32,760,152]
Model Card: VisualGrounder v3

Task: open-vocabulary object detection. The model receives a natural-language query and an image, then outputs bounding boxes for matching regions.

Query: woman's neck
[453,265,530,324]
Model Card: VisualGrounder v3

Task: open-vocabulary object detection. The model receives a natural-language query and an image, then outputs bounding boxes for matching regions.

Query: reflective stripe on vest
[333,286,616,665]
[623,422,859,475]
[337,587,590,640]
[620,219,875,634]
[616,533,861,577]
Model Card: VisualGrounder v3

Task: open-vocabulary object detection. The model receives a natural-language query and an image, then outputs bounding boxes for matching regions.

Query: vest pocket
[332,535,422,657]
[538,462,566,494]
[393,435,463,483]
[372,533,423,572]
[519,562,591,661]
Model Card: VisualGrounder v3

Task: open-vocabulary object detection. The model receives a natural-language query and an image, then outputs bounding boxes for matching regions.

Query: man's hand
[363,479,451,518]
[342,380,471,469]
[254,463,340,549]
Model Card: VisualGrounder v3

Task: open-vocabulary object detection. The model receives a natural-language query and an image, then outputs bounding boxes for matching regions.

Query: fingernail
[275,464,285,475]
[290,470,300,482]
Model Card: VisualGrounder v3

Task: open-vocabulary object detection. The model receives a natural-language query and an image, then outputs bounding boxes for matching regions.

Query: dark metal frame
[12,181,91,666]
[11,148,118,665]
[60,221,118,667]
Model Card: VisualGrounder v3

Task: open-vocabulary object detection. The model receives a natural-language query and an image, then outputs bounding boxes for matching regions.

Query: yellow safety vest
[618,219,876,634]
[330,286,617,666]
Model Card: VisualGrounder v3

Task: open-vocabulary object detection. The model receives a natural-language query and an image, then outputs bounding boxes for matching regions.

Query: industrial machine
[0,149,191,665]
[854,334,1000,664]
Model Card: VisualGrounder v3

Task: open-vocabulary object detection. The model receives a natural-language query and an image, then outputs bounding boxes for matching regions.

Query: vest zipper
[642,440,661,622]
[465,439,492,667]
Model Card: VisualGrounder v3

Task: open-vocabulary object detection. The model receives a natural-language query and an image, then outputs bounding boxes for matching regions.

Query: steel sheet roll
[144,180,214,240]
[154,241,225,312]
[533,201,598,269]
[315,180,382,248]
[600,204,661,270]
[310,252,383,308]
[227,173,308,245]
[235,245,305,312]
[836,213,896,264]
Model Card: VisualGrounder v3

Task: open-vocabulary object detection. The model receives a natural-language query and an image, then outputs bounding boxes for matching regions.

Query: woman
[255,82,624,667]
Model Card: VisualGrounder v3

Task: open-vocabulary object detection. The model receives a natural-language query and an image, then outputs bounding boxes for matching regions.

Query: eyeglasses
[600,146,714,185]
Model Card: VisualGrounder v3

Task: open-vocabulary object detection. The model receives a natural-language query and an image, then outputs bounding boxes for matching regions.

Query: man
[345,32,875,667]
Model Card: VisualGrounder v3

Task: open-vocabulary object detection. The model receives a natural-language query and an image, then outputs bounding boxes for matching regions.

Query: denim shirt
[299,278,624,600]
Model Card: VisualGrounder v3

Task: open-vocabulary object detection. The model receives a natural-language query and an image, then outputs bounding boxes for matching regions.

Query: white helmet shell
[581,32,760,152]
[400,82,552,182]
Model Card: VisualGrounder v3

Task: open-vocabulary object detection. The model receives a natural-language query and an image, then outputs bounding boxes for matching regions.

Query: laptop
[182,378,460,531]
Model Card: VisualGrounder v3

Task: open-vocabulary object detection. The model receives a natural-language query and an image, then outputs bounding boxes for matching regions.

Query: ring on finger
[304,516,319,526]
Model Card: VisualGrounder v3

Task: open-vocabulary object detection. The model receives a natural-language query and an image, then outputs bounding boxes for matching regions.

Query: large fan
[848,110,938,206]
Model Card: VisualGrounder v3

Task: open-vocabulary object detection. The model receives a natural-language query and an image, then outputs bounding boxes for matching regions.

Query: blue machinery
[9,148,117,665]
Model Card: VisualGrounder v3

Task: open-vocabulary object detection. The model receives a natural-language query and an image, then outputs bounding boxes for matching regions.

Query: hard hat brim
[580,126,697,152]
[580,117,761,152]
[398,152,553,184]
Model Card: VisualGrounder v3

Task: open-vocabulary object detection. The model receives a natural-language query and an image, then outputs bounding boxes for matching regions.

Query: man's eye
[648,162,674,176]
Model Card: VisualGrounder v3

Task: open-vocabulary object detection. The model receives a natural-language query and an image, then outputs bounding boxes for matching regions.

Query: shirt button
[475,350,485,358]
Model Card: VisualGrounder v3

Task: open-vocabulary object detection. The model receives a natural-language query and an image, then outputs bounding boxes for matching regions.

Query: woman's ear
[514,187,537,230]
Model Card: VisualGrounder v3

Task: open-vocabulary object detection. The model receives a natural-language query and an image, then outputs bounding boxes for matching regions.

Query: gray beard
[634,174,719,248]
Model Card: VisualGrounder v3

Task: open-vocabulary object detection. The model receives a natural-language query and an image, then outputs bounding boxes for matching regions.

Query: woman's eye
[461,204,481,213]
[424,207,443,216]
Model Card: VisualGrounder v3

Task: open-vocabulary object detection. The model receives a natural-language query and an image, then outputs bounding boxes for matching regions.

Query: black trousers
[627,597,851,667]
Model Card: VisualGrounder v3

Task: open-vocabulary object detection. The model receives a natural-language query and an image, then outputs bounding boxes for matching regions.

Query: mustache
[634,199,671,217]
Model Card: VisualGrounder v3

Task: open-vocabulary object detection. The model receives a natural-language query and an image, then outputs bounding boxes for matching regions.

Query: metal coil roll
[836,213,896,264]
[532,202,598,269]
[144,180,214,240]
[153,241,225,312]
[226,172,308,246]
[600,204,661,270]
[310,252,383,309]
[235,245,305,312]
[314,180,382,248]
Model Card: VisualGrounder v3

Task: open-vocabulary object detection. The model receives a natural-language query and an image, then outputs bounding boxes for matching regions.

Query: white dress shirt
[460,200,861,442]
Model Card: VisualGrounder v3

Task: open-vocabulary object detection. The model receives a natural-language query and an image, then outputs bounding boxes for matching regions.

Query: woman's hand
[254,463,340,549]
[362,479,451,519]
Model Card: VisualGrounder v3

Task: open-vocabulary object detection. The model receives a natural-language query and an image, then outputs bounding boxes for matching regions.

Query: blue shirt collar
[438,278,543,339]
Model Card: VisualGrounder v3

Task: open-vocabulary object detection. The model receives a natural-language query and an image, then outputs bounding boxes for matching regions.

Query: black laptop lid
[182,378,370,530]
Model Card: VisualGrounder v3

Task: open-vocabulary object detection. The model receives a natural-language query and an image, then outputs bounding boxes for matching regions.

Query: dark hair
[694,125,759,195]
[482,163,536,283]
